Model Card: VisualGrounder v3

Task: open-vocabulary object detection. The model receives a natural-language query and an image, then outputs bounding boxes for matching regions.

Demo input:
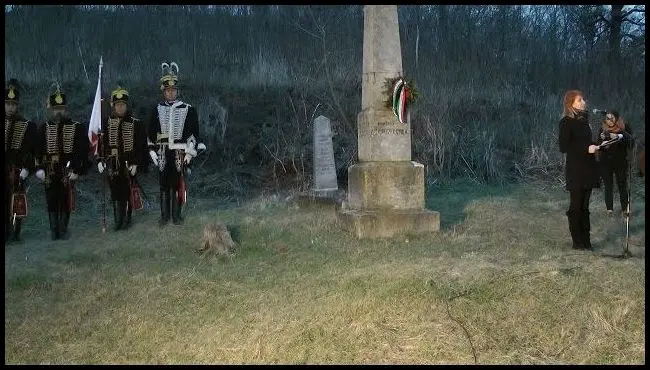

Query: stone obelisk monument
[338,5,440,239]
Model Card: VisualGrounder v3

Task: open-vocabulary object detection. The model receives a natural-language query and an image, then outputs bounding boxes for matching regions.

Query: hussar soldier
[5,78,37,243]
[148,62,206,226]
[35,86,87,240]
[97,86,148,230]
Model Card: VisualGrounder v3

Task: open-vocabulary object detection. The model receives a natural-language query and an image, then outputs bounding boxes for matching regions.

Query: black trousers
[157,152,184,224]
[109,173,130,201]
[566,188,592,248]
[601,160,629,211]
[108,169,134,230]
[45,175,72,239]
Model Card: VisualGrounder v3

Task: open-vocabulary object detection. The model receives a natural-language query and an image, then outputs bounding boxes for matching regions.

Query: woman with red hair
[558,90,600,250]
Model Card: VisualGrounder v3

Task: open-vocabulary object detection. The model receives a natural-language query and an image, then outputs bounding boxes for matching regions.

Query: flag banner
[88,56,103,156]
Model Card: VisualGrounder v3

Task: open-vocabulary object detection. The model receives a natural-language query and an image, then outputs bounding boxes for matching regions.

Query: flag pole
[89,56,107,232]
[99,57,107,233]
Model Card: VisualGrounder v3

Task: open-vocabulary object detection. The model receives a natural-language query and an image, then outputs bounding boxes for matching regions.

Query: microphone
[592,109,608,115]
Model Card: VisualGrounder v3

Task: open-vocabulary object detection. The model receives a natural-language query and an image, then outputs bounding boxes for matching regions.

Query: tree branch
[622,8,645,19]
[624,18,645,27]
[289,19,322,41]
[621,32,642,40]
[596,14,610,26]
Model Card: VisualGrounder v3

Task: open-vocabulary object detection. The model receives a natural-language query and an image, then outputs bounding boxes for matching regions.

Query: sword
[132,174,152,210]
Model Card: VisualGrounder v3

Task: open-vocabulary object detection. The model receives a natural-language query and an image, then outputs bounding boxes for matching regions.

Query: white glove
[184,153,192,164]
[36,169,45,181]
[97,162,105,174]
[149,150,159,166]
[19,168,29,180]
[129,165,137,176]
[197,143,206,151]
[68,172,79,181]
[186,142,198,157]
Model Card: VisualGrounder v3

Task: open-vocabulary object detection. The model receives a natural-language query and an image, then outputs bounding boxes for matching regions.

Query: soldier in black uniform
[97,86,148,230]
[35,86,87,240]
[5,78,37,243]
[148,62,206,227]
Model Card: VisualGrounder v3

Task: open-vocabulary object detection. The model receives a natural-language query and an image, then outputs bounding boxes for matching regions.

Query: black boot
[113,201,120,231]
[5,216,11,244]
[49,211,59,240]
[114,201,126,231]
[124,201,133,229]
[159,190,170,227]
[59,211,71,240]
[119,200,128,230]
[171,189,184,225]
[567,210,585,250]
[581,210,593,250]
[12,218,22,242]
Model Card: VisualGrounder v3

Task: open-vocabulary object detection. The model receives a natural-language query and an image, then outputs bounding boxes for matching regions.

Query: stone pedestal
[338,208,440,239]
[339,161,439,238]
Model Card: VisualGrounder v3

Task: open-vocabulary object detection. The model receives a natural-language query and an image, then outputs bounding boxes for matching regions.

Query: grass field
[4,172,645,364]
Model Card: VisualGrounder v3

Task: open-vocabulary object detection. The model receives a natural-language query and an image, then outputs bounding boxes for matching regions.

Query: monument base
[340,161,440,238]
[347,161,425,210]
[338,208,440,239]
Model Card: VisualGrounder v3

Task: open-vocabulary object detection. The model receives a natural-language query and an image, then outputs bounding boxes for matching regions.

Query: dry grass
[4,175,645,364]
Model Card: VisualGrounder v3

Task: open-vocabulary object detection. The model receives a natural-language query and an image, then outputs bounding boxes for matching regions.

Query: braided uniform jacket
[147,100,200,153]
[101,114,148,171]
[5,115,37,170]
[36,118,87,175]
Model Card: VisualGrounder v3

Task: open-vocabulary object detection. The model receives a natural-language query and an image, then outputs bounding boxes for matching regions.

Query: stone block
[347,161,425,210]
[338,208,440,239]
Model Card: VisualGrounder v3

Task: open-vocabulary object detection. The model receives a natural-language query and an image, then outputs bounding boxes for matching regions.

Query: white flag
[88,56,103,156]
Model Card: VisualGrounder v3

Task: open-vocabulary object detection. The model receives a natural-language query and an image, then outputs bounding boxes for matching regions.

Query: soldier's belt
[157,132,188,151]
[156,132,169,145]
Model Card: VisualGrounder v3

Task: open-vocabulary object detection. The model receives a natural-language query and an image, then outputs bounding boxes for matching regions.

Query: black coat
[35,117,88,176]
[558,112,600,190]
[596,124,633,169]
[100,113,148,168]
[5,114,37,171]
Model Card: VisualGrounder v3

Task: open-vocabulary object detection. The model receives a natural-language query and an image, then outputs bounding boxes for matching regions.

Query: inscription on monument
[312,115,338,194]
[359,118,410,139]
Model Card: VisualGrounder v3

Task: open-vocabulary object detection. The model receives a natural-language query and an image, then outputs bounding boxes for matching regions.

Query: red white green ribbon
[391,78,409,124]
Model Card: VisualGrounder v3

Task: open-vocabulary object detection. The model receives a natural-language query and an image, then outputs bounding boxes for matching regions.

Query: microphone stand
[599,140,635,260]
[622,141,633,258]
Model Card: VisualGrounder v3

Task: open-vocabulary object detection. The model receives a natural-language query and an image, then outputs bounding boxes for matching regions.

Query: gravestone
[312,115,338,197]
[295,115,342,214]
[338,5,440,239]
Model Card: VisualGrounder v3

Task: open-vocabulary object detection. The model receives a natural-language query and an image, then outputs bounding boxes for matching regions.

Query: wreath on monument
[383,76,419,124]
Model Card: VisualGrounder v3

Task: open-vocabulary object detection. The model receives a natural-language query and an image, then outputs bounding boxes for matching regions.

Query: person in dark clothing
[148,62,206,227]
[558,89,601,251]
[595,110,633,217]
[34,86,87,240]
[5,78,38,243]
[96,86,148,231]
